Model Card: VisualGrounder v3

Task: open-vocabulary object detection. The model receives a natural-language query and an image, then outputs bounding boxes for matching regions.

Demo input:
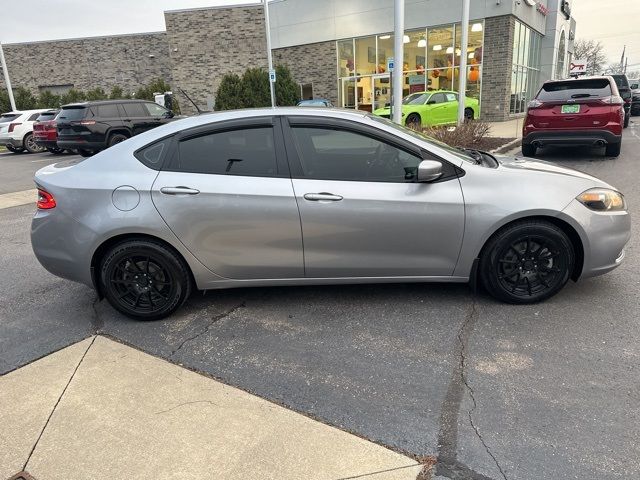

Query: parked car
[297,99,334,107]
[609,74,632,127]
[33,110,67,154]
[0,109,49,154]
[522,76,624,157]
[630,79,640,116]
[372,90,480,128]
[32,108,630,320]
[56,99,176,157]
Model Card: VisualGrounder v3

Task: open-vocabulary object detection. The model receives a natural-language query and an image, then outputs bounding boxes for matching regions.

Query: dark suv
[609,74,631,128]
[523,76,624,157]
[56,100,176,156]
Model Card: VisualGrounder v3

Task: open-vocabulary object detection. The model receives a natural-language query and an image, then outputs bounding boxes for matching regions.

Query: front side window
[403,93,430,105]
[429,93,446,104]
[173,127,277,177]
[290,127,422,182]
[144,103,170,117]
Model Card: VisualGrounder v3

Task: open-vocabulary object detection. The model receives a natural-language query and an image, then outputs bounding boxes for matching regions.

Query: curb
[490,137,521,155]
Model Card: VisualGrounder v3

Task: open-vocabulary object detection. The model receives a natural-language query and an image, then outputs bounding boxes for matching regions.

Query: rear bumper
[34,140,60,149]
[523,129,622,147]
[57,139,106,151]
[0,134,22,147]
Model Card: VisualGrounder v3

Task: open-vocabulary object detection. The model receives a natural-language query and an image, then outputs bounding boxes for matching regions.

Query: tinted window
[174,128,277,176]
[97,104,120,118]
[28,113,41,121]
[611,75,629,88]
[144,103,170,117]
[537,79,612,101]
[429,93,446,104]
[36,112,57,121]
[290,127,422,182]
[122,103,147,117]
[0,114,20,123]
[135,139,169,170]
[58,107,88,121]
[403,93,429,105]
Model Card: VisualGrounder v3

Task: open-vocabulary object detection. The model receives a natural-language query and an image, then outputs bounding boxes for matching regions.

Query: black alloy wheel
[100,240,192,320]
[108,133,129,147]
[480,220,574,304]
[24,133,46,153]
[405,113,421,130]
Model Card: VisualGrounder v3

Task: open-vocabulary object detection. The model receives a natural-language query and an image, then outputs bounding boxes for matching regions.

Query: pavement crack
[90,296,104,333]
[23,336,97,472]
[155,400,219,415]
[169,302,245,358]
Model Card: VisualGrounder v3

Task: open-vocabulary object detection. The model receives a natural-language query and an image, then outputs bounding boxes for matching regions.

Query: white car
[0,109,49,154]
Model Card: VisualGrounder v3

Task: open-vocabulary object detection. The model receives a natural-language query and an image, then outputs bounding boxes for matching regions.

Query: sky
[0,0,638,70]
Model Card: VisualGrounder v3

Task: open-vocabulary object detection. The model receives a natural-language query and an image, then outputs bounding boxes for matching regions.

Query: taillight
[527,99,544,109]
[8,122,21,133]
[37,189,56,210]
[600,95,624,105]
[70,120,96,126]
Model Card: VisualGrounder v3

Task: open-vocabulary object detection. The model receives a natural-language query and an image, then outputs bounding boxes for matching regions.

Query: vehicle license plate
[561,104,580,114]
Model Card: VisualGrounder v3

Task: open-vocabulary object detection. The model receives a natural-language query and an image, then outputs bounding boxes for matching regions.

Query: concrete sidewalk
[0,336,425,480]
[486,117,524,139]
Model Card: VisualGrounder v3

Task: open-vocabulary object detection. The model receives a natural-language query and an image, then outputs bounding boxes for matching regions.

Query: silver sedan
[31,108,631,320]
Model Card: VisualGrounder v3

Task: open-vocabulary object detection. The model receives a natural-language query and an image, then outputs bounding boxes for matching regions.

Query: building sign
[560,0,571,19]
[569,59,587,75]
[269,69,276,83]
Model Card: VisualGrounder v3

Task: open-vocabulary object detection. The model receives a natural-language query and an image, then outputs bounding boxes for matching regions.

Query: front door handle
[303,192,343,202]
[160,186,200,195]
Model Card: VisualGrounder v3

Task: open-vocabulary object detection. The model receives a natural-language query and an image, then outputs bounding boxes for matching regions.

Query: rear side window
[0,114,20,123]
[28,113,41,121]
[537,79,612,101]
[97,104,120,118]
[121,103,147,117]
[172,127,277,177]
[58,107,89,121]
[135,138,170,170]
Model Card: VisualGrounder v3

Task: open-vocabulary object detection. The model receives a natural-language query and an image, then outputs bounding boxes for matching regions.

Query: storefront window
[427,25,454,91]
[338,39,355,78]
[455,21,484,100]
[510,20,542,114]
[556,31,566,79]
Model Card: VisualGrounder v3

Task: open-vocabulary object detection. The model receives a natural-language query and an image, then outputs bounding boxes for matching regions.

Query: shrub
[215,73,244,110]
[60,89,86,105]
[240,68,272,108]
[14,87,38,110]
[0,89,11,112]
[37,90,62,109]
[109,86,131,100]
[422,121,491,149]
[274,64,300,106]
[86,87,108,101]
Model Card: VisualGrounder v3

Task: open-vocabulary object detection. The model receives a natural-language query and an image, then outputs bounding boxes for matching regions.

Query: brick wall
[480,15,516,122]
[165,6,268,114]
[0,33,172,96]
[273,41,338,105]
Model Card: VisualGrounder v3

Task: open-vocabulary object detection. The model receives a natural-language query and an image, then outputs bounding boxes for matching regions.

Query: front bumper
[561,199,631,279]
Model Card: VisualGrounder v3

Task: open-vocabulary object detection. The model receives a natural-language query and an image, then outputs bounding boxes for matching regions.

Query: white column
[392,0,404,124]
[263,0,276,108]
[457,0,470,125]
[0,41,17,112]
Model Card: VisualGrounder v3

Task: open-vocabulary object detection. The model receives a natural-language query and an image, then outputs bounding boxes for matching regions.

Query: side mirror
[417,160,443,182]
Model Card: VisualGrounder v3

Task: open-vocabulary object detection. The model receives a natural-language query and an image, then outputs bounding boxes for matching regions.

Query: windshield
[537,79,612,101]
[368,114,477,163]
[36,112,57,121]
[403,93,430,105]
[0,114,20,123]
[58,106,88,121]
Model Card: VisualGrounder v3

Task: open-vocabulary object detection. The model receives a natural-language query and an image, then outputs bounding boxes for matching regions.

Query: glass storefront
[336,21,484,113]
[510,20,542,114]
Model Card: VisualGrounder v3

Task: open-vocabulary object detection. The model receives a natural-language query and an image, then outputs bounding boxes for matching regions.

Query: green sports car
[372,90,480,128]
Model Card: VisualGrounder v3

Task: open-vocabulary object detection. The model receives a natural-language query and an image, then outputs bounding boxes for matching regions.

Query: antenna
[177,87,205,114]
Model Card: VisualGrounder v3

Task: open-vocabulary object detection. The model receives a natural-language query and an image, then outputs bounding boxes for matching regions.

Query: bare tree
[573,39,607,75]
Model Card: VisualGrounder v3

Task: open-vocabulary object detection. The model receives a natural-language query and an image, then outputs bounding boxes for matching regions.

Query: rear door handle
[303,192,343,202]
[160,186,200,195]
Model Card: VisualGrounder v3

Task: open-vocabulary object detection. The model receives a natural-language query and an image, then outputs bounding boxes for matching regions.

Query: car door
[442,92,459,124]
[426,92,448,125]
[120,102,150,136]
[151,116,304,280]
[283,116,465,278]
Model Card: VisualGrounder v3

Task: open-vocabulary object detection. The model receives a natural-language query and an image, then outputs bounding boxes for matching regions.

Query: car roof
[61,99,153,108]
[543,76,612,85]
[2,109,48,115]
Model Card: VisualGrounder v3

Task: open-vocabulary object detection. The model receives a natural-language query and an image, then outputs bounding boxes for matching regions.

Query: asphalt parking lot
[1,121,639,480]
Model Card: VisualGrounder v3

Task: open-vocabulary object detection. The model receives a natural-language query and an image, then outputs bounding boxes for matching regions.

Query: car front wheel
[100,239,192,320]
[480,220,574,304]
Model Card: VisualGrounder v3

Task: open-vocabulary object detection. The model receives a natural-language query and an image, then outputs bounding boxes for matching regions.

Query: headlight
[577,188,626,211]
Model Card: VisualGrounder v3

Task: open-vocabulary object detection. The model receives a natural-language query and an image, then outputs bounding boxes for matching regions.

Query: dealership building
[1,0,576,120]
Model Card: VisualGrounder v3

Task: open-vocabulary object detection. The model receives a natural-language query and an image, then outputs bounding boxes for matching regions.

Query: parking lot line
[0,189,37,210]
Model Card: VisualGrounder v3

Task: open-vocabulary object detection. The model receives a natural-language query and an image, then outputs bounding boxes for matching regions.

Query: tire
[464,108,474,122]
[405,113,421,130]
[479,220,575,304]
[5,145,17,153]
[108,133,129,148]
[521,143,536,157]
[24,133,46,154]
[623,113,629,128]
[78,149,95,157]
[605,142,621,157]
[47,147,64,155]
[100,239,192,320]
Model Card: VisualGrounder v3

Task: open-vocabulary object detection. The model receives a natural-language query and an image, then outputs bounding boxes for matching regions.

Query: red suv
[33,110,66,154]
[522,76,624,158]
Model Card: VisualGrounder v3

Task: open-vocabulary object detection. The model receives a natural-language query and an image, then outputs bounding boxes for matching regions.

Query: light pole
[457,0,470,126]
[392,0,404,124]
[263,0,276,108]
[0,41,17,112]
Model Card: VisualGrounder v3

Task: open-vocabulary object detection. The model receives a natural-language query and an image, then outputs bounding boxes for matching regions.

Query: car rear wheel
[100,239,192,320]
[480,220,574,304]
[6,145,19,153]
[605,142,621,157]
[405,113,421,130]
[464,108,474,122]
[24,133,46,154]
[108,133,129,147]
[521,143,536,157]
